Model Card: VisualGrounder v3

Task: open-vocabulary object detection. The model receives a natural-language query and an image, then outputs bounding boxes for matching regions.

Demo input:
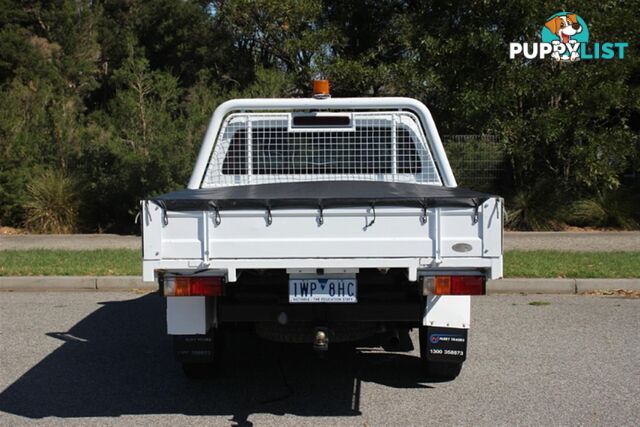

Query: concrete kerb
[0,276,155,292]
[0,276,639,293]
[575,278,640,293]
[488,278,640,294]
[488,279,577,294]
[95,276,153,290]
[0,276,99,291]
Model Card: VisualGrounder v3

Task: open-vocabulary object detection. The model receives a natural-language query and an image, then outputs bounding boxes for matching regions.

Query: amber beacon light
[312,79,330,98]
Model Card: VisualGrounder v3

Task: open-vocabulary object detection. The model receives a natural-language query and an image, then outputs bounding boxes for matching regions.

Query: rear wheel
[418,326,463,381]
[182,362,216,379]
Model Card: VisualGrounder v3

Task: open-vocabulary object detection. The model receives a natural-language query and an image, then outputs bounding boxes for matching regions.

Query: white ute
[142,81,503,380]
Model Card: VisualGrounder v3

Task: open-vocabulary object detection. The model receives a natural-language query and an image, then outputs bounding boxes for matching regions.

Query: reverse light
[424,275,485,295]
[163,276,223,297]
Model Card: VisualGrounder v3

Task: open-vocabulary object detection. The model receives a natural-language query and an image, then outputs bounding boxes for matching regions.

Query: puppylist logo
[510,12,628,62]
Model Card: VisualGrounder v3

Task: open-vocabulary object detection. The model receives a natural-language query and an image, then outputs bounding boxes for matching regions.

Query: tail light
[424,275,485,295]
[163,276,223,297]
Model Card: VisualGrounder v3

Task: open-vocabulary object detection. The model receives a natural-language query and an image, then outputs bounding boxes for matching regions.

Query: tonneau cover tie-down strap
[365,203,376,229]
[153,199,169,226]
[472,200,480,225]
[208,201,221,226]
[266,206,273,226]
[420,200,430,225]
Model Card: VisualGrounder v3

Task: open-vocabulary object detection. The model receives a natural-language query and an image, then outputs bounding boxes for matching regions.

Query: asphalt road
[1,291,638,426]
[2,231,640,252]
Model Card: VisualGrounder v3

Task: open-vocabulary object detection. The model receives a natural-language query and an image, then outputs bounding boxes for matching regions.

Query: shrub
[566,190,640,230]
[505,180,565,231]
[565,199,608,228]
[23,170,79,233]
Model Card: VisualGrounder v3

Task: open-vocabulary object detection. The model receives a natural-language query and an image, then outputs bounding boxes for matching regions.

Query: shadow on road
[0,294,433,425]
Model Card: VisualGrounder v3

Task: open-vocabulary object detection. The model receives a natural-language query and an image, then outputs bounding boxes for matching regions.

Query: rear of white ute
[141,81,503,380]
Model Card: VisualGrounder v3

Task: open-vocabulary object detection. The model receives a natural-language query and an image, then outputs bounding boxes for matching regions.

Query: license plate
[289,278,357,303]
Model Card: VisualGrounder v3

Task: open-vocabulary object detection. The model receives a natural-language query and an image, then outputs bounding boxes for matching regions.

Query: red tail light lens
[190,277,223,296]
[450,276,484,295]
[164,276,223,296]
[428,275,485,295]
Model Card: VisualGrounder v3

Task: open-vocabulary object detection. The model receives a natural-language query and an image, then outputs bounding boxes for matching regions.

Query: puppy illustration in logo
[543,13,584,61]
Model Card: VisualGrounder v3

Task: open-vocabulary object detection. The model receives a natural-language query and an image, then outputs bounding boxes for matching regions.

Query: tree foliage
[0,0,638,232]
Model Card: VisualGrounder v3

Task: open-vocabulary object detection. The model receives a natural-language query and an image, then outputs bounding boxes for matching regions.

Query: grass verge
[0,249,639,278]
[505,250,640,278]
[0,249,140,276]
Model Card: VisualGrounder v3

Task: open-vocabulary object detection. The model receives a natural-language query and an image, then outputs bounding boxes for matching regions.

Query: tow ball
[313,327,329,352]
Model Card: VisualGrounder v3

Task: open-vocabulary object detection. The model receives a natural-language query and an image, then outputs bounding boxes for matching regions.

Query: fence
[441,135,506,192]
[442,134,639,192]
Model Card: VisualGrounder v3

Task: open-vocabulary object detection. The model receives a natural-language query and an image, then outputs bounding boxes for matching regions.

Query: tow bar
[313,327,329,352]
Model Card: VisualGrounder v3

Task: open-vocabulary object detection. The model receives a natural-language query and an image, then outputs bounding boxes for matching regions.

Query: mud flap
[173,330,217,363]
[422,326,468,363]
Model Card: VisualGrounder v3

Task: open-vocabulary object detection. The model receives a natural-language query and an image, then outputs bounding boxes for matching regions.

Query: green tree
[321,0,416,96]
[77,49,190,231]
[403,1,639,215]
[215,0,338,92]
[0,0,638,232]
[0,0,100,228]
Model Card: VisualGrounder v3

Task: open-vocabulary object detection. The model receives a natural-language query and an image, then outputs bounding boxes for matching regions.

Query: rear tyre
[421,360,462,380]
[182,362,216,379]
[418,326,463,381]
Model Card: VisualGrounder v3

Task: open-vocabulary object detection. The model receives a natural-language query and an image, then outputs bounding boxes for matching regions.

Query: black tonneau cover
[152,181,494,211]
